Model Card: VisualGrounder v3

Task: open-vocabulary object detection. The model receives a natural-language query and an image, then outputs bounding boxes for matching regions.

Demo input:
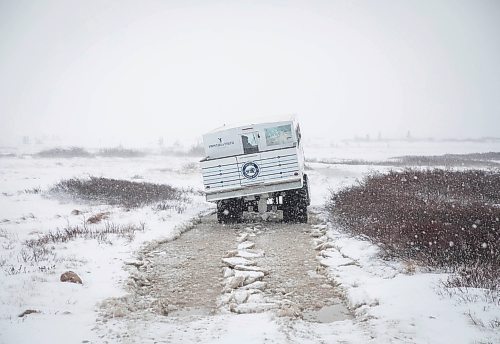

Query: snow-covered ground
[0,154,210,343]
[305,139,500,162]
[0,141,498,343]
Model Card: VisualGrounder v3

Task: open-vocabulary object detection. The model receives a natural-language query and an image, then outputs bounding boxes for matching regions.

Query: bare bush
[97,147,146,158]
[86,212,110,224]
[328,169,500,289]
[187,143,204,157]
[3,222,144,275]
[34,147,93,158]
[308,152,500,168]
[0,153,16,158]
[161,143,204,157]
[155,201,187,213]
[5,265,27,275]
[50,177,185,208]
[25,222,146,247]
[19,245,53,263]
[24,187,41,194]
[395,153,500,167]
[441,262,499,305]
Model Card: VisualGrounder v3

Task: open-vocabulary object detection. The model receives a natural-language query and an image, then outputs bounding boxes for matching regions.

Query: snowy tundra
[0,140,499,344]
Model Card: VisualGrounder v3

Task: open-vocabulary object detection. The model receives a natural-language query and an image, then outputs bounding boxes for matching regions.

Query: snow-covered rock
[234,270,265,285]
[233,290,250,304]
[237,249,264,259]
[237,241,255,250]
[240,281,267,291]
[222,257,256,268]
[237,233,249,243]
[231,303,276,314]
[222,267,234,278]
[223,276,246,291]
[234,265,269,275]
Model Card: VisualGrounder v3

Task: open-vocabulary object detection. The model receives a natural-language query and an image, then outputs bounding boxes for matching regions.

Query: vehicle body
[200,116,310,223]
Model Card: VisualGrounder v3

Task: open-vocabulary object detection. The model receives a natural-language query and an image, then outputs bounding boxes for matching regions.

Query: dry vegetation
[96,147,146,158]
[50,177,186,208]
[160,143,205,157]
[34,144,204,158]
[34,146,147,158]
[328,169,500,294]
[4,222,146,275]
[25,222,145,248]
[34,147,93,158]
[309,152,500,168]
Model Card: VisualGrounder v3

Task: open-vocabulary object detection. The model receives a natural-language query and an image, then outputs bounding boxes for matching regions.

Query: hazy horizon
[1,0,499,147]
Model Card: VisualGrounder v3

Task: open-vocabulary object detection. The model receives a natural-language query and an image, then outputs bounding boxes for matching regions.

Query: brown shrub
[34,147,93,158]
[328,169,500,275]
[86,212,110,224]
[50,177,185,208]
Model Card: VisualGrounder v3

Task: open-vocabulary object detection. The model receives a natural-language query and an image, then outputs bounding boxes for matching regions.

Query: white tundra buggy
[200,117,310,223]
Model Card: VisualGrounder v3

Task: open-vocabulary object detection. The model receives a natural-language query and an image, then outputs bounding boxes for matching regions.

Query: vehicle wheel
[217,198,243,224]
[283,184,308,223]
[296,204,308,223]
[303,174,311,206]
[282,204,295,223]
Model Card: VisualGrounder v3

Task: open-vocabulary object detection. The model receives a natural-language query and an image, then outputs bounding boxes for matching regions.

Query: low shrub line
[50,177,187,208]
[328,168,500,292]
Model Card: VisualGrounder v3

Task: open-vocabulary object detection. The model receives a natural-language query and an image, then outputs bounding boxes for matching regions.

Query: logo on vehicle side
[242,162,260,179]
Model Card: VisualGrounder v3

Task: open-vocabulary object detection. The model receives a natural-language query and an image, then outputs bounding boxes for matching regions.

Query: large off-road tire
[303,174,311,206]
[217,198,244,224]
[283,178,309,223]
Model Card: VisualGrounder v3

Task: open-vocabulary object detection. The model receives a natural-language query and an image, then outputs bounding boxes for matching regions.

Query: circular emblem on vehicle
[242,162,260,179]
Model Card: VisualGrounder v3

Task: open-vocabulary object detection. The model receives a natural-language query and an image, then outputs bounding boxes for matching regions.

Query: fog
[1,0,499,147]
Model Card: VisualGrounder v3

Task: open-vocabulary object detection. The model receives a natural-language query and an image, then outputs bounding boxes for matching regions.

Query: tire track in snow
[97,212,352,343]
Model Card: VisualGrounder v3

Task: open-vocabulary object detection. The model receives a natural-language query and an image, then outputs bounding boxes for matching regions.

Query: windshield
[265,124,293,146]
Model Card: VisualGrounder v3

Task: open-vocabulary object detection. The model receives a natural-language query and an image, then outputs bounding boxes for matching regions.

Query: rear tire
[283,180,308,223]
[217,198,244,224]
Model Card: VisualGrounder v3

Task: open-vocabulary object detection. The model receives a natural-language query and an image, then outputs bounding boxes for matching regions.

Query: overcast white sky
[1,0,499,146]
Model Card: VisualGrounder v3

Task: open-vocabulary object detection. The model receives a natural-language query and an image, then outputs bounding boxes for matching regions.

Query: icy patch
[231,302,277,314]
[303,304,353,323]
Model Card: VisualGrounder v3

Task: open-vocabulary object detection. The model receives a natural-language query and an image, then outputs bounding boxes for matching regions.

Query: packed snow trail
[254,222,350,321]
[96,212,352,342]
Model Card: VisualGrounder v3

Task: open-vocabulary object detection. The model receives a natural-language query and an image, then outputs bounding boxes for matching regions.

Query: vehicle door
[237,131,265,186]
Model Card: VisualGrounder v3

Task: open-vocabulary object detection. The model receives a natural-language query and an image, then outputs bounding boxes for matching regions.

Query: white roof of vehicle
[206,114,297,134]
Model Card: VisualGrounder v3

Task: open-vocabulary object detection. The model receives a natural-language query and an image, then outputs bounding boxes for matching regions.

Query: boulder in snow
[222,257,256,268]
[233,290,250,304]
[237,249,264,259]
[234,270,265,285]
[237,241,255,250]
[237,233,249,243]
[60,271,82,284]
[224,276,246,291]
[234,264,269,275]
[240,281,267,291]
[222,267,235,278]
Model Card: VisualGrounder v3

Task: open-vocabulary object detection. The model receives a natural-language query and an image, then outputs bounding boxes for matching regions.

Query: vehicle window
[265,124,293,146]
[241,132,259,154]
